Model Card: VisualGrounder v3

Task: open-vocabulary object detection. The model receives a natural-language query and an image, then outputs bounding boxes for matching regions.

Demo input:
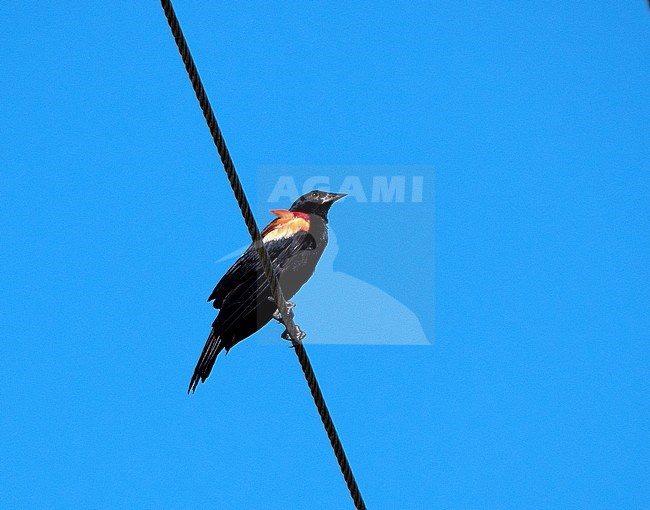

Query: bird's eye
[311,191,318,198]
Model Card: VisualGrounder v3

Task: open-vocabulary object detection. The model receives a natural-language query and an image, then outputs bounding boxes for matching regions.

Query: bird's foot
[281,325,306,343]
[270,299,296,324]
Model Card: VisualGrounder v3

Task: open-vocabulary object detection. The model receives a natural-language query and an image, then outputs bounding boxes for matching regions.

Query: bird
[188,190,347,393]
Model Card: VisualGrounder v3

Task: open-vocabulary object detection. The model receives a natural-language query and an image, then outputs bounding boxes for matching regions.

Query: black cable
[159,2,366,508]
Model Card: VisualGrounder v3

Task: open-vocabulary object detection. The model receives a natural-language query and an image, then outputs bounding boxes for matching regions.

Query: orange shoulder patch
[262,210,310,241]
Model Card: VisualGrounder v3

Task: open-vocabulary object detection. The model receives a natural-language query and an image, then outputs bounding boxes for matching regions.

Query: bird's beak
[324,192,347,203]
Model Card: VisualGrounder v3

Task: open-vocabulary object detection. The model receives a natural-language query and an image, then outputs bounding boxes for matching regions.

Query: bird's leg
[266,297,304,342]
[272,309,283,323]
[269,298,296,324]
[281,325,306,343]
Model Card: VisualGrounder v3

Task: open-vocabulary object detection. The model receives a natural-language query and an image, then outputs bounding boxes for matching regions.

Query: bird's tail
[188,328,224,393]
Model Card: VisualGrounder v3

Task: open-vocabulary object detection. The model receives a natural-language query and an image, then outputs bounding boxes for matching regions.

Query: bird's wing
[210,231,316,334]
[208,212,311,308]
[208,245,258,308]
[190,230,316,392]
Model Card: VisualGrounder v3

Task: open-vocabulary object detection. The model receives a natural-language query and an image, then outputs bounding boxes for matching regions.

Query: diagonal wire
[159,2,366,508]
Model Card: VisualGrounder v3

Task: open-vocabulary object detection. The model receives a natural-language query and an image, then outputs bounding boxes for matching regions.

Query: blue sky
[1,2,649,508]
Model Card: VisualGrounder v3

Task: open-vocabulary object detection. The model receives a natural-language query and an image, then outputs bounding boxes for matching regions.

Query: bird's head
[289,190,347,219]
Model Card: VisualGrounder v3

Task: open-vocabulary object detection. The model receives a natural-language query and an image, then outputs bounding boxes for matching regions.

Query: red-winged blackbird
[188,190,346,393]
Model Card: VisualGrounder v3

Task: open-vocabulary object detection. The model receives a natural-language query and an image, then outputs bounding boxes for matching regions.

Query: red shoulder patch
[262,210,310,241]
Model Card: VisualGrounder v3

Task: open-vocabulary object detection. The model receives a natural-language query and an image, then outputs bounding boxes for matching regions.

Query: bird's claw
[267,297,303,340]
[281,326,306,343]
[270,299,296,324]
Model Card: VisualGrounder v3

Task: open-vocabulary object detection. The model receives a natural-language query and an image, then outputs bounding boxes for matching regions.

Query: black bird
[188,190,346,393]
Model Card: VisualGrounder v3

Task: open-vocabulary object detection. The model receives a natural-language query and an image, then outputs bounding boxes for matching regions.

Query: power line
[159,2,366,508]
